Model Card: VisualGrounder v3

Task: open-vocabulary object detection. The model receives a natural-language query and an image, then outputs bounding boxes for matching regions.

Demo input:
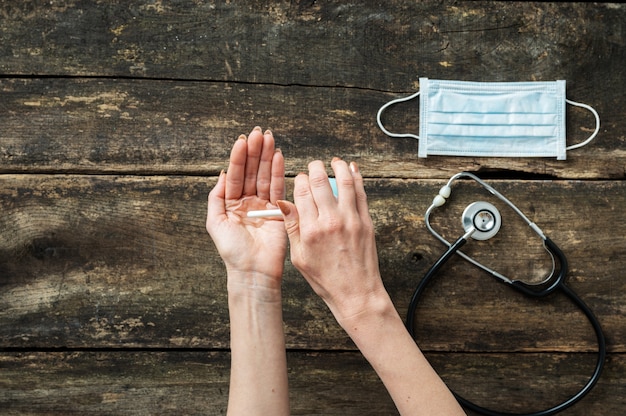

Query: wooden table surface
[1,2,624,415]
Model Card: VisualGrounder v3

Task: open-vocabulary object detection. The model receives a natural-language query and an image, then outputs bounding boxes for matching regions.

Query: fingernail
[350,162,359,174]
[253,126,262,132]
[238,134,246,141]
[277,200,290,216]
[265,129,273,135]
[275,148,282,154]
[332,156,341,163]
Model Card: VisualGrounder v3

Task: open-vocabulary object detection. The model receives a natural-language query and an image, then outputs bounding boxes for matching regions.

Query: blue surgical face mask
[377,78,600,160]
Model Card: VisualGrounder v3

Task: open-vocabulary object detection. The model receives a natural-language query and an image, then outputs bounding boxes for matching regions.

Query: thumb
[277,200,300,246]
[206,170,227,233]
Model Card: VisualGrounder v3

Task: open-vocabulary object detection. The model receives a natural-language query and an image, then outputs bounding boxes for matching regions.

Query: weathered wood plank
[1,175,623,352]
[1,2,624,179]
[0,351,623,415]
[0,78,623,179]
[428,352,624,416]
[0,2,623,91]
[0,174,229,349]
[1,2,623,415]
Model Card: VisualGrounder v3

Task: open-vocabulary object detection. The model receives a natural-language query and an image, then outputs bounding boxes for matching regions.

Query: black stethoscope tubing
[407,180,607,416]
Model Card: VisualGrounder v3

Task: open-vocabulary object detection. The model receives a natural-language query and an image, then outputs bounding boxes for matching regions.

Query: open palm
[206,128,287,283]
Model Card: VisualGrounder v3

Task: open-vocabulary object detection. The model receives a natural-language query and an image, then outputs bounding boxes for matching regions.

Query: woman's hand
[277,158,466,416]
[206,127,290,416]
[206,127,287,290]
[278,158,385,323]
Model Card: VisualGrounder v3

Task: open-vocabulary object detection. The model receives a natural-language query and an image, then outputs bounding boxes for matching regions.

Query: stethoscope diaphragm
[462,201,501,241]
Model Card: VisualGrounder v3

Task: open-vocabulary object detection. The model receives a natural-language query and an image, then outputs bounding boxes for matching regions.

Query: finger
[277,200,300,248]
[256,129,276,201]
[331,157,356,209]
[243,126,264,196]
[270,147,286,204]
[207,170,227,233]
[350,162,370,219]
[225,136,247,200]
[307,160,336,214]
[292,172,318,221]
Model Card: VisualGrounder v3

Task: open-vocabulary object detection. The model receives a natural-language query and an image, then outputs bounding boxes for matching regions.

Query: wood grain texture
[0,78,623,178]
[1,2,625,179]
[0,2,622,90]
[0,351,624,415]
[1,1,624,414]
[1,175,623,352]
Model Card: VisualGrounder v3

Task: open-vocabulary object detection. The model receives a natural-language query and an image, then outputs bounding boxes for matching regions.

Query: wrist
[334,288,399,339]
[227,269,283,304]
[337,291,419,375]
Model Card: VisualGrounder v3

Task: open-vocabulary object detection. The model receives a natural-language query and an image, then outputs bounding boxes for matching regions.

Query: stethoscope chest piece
[462,201,501,240]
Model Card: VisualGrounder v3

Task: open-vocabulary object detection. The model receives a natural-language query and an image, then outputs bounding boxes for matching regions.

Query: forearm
[226,274,289,416]
[339,291,466,416]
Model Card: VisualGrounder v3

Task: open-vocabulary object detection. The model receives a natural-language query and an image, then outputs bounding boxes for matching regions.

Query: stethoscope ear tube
[406,234,469,334]
[510,237,567,297]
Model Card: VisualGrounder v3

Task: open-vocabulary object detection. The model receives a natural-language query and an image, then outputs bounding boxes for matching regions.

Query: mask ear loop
[376,91,421,140]
[565,99,600,151]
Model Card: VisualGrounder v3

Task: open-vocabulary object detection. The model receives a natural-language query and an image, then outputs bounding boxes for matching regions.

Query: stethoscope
[406,172,606,416]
